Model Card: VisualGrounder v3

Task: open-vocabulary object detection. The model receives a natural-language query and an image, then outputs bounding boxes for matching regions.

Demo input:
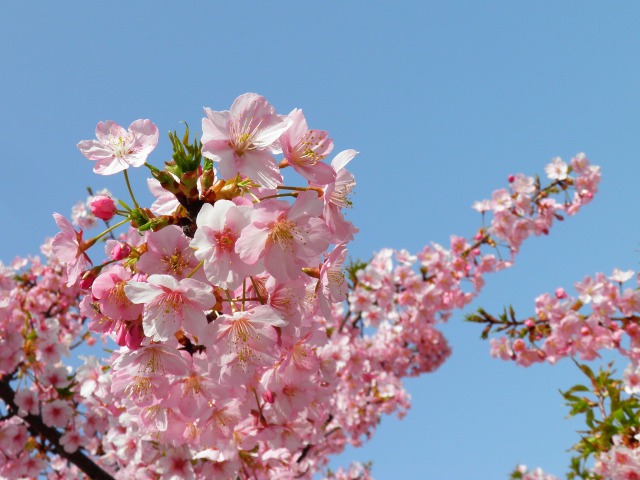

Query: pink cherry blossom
[71,200,98,230]
[236,191,330,281]
[77,119,159,175]
[191,200,261,289]
[51,213,93,286]
[136,225,203,280]
[322,149,359,243]
[147,177,181,215]
[544,156,568,181]
[202,93,290,188]
[14,388,39,416]
[41,400,74,428]
[92,265,144,321]
[125,274,215,342]
[280,109,335,185]
[59,429,83,453]
[318,244,348,320]
[211,305,287,372]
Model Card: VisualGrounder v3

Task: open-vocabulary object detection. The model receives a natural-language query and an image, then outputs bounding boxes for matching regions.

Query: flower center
[108,134,135,159]
[291,130,330,166]
[229,116,262,157]
[269,219,296,250]
[163,249,191,276]
[215,228,237,253]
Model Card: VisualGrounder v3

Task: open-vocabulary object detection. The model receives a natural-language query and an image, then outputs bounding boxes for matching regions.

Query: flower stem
[225,289,237,313]
[88,218,131,246]
[123,170,140,209]
[242,279,246,311]
[256,193,298,202]
[249,276,265,305]
[187,259,205,279]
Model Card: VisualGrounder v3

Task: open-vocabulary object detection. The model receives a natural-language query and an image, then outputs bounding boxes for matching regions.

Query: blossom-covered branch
[0,93,601,479]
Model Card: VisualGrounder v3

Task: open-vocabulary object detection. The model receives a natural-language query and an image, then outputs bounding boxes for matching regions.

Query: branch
[0,375,115,480]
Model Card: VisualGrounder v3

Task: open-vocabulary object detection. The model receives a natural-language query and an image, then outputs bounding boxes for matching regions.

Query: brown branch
[0,375,115,480]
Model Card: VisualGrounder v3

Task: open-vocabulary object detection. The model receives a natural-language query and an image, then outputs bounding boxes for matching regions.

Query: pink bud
[508,175,515,183]
[115,322,128,347]
[79,270,97,290]
[112,242,131,261]
[90,195,116,221]
[125,322,144,349]
[524,319,534,329]
[580,326,590,336]
[554,288,567,299]
[262,389,275,404]
[115,322,144,349]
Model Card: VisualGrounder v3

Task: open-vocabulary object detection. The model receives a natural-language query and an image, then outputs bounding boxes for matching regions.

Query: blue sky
[2,2,640,478]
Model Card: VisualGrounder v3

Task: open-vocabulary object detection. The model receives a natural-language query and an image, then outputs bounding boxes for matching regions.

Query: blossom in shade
[14,388,38,416]
[77,119,159,175]
[41,400,74,428]
[59,430,83,454]
[201,93,290,188]
[147,177,180,215]
[125,274,215,342]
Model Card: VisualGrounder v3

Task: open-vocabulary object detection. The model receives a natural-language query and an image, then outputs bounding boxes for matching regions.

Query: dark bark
[0,375,115,480]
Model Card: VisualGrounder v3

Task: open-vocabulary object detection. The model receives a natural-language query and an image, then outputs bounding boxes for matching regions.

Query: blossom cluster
[0,248,107,479]
[592,439,640,480]
[0,93,603,479]
[512,465,560,480]
[487,270,640,367]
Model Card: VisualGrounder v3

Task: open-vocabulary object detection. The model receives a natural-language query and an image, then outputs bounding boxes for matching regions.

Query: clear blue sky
[2,2,639,478]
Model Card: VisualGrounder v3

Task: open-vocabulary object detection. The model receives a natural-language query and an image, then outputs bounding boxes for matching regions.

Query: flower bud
[112,242,131,261]
[554,287,567,299]
[79,269,98,290]
[90,195,116,221]
[262,390,275,404]
[126,322,144,349]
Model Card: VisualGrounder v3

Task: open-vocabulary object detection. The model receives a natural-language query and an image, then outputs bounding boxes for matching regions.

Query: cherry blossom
[0,94,618,480]
[125,274,215,342]
[191,200,260,289]
[77,119,159,175]
[202,93,290,188]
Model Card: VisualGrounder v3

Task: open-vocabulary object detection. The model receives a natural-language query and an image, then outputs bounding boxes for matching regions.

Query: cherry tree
[0,93,626,480]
